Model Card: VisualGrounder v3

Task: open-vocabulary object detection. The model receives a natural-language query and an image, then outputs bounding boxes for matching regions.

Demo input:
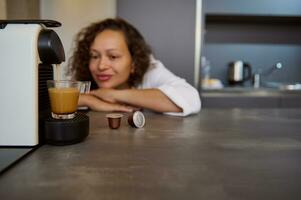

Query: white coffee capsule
[128,111,145,128]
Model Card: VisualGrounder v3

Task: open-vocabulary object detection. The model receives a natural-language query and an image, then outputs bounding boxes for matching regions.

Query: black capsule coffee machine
[0,20,89,146]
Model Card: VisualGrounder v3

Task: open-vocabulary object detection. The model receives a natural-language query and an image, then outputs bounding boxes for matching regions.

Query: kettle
[228,61,252,85]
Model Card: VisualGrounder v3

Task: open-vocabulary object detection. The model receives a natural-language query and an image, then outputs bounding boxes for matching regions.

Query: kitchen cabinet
[204,0,301,16]
[117,0,198,86]
[202,0,301,88]
[280,95,301,108]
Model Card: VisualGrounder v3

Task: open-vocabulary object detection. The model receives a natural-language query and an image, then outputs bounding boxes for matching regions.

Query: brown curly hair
[67,18,152,89]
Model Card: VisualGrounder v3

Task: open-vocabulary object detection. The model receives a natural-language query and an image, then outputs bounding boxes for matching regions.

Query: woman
[68,18,201,116]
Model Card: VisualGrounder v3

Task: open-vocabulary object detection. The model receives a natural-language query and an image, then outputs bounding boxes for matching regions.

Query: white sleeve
[140,58,201,116]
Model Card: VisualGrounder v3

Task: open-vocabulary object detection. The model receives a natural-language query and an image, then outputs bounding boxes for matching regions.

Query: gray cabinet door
[117,0,197,85]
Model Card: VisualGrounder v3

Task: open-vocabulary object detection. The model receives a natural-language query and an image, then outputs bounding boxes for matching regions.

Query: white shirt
[137,57,201,116]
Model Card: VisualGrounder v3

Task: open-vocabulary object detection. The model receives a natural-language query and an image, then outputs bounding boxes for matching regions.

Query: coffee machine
[0,20,89,146]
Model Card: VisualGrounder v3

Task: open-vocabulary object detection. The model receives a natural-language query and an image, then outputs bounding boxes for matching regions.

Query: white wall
[0,0,6,19]
[40,0,116,78]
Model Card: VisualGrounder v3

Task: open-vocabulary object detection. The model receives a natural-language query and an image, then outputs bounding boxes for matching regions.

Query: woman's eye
[109,55,119,60]
[90,54,99,59]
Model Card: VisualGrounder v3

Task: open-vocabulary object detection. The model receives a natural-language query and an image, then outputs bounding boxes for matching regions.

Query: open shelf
[205,14,301,44]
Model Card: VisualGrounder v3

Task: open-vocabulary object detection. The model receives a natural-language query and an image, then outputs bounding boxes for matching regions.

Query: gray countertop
[202,87,301,97]
[201,88,301,108]
[1,109,301,200]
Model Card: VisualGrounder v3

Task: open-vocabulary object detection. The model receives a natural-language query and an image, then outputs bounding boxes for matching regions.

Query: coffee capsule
[128,111,145,128]
[106,113,123,129]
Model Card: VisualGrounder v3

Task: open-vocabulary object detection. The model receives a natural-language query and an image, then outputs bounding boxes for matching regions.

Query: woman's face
[89,29,133,89]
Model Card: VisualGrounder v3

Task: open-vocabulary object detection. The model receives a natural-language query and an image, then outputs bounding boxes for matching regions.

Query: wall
[117,0,200,86]
[40,0,116,78]
[0,0,6,19]
[6,0,39,19]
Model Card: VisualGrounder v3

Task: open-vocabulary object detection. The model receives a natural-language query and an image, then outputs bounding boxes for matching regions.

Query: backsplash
[202,0,301,88]
[204,44,301,87]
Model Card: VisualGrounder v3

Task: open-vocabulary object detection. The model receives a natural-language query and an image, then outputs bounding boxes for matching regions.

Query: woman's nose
[98,58,110,70]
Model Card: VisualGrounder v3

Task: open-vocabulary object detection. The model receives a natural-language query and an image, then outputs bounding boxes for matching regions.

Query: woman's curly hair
[67,18,152,89]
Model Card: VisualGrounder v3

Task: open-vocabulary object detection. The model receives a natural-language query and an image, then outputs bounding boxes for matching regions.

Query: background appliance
[228,60,252,86]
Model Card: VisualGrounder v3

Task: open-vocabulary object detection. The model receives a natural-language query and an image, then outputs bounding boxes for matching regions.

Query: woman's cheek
[89,64,96,74]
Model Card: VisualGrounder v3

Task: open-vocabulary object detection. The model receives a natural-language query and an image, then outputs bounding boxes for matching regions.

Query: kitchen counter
[0,109,301,200]
[202,87,301,96]
[201,88,301,108]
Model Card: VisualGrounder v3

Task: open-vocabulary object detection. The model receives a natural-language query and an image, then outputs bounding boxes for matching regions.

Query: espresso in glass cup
[47,80,81,119]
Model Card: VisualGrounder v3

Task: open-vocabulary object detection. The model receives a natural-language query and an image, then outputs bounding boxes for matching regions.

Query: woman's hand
[90,88,182,113]
[79,93,133,112]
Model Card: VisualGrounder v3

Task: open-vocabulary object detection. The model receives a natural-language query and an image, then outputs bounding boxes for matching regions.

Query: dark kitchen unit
[117,0,198,87]
[201,0,301,108]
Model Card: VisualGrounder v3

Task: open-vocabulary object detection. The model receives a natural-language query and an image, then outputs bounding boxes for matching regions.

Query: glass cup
[47,80,82,119]
[78,81,91,110]
[80,81,91,94]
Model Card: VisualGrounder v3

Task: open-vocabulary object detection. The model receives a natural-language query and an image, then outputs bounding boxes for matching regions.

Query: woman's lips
[97,74,112,81]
